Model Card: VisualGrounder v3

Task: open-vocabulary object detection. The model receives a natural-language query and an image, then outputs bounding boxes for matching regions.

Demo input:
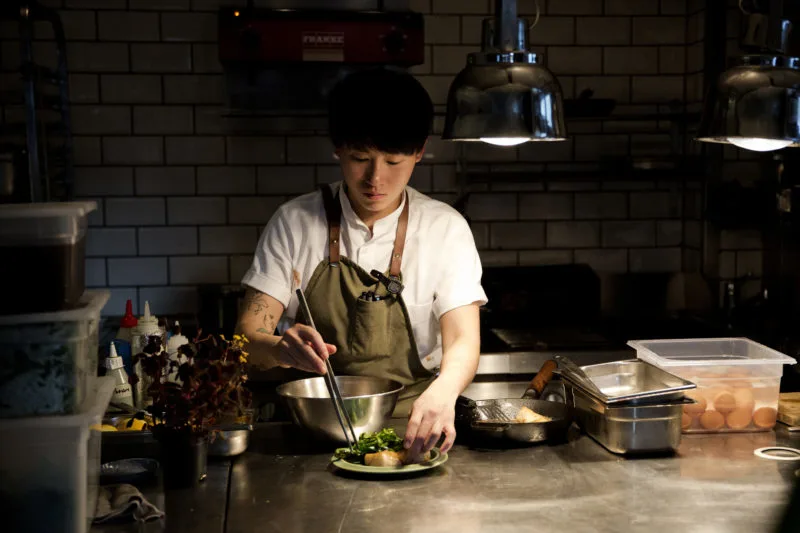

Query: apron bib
[301,185,432,417]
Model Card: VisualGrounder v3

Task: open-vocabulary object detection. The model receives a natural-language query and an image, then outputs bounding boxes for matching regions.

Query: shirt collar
[337,182,407,238]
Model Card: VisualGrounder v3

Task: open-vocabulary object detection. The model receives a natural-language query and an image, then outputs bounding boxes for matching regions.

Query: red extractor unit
[218,7,425,111]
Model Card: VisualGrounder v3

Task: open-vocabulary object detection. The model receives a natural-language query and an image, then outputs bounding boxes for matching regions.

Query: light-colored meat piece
[364,451,403,466]
[364,449,433,466]
[515,406,551,423]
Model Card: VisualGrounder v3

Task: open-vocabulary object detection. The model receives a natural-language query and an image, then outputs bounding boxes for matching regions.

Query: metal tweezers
[295,288,358,450]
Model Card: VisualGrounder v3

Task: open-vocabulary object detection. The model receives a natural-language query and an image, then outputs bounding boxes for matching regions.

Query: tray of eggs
[681,374,779,433]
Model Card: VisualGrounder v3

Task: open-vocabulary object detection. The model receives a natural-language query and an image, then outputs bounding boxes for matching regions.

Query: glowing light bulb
[727,138,792,152]
[480,137,529,147]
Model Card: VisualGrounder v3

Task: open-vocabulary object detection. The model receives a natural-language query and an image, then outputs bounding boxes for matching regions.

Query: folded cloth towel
[93,484,164,524]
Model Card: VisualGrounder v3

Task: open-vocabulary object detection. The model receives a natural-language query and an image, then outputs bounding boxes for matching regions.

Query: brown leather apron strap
[389,192,409,278]
[319,184,341,265]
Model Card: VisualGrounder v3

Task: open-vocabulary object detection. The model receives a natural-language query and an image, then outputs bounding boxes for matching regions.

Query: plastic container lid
[629,337,797,367]
[0,201,97,246]
[0,290,109,326]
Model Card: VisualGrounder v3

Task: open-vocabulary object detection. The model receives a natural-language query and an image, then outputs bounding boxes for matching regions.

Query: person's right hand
[275,323,337,374]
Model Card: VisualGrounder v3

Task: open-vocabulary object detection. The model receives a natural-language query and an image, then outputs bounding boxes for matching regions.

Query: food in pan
[514,406,552,423]
[334,428,432,466]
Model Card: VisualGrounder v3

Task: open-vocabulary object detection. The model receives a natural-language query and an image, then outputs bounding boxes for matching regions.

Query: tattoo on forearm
[244,291,278,335]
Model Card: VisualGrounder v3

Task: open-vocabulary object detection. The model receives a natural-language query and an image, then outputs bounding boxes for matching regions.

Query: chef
[237,68,486,456]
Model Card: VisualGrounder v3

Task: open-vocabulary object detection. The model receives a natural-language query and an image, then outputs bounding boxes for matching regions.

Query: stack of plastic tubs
[0,201,112,533]
[0,378,114,533]
[0,202,98,315]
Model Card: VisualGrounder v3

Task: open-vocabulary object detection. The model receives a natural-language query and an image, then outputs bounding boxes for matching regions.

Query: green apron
[301,184,433,417]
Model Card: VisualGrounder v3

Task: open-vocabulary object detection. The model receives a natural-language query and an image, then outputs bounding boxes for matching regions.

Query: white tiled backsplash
[0,0,761,316]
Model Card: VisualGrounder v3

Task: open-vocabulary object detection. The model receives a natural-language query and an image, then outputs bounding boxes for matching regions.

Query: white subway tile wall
[3,0,719,316]
[135,167,196,196]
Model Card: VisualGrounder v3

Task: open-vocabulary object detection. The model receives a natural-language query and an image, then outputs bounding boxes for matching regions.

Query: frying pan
[455,360,574,445]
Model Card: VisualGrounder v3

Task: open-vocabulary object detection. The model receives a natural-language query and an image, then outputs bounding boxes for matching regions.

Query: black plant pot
[153,428,208,489]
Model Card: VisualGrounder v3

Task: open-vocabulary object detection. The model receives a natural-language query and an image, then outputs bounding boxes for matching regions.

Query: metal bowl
[276,376,403,443]
[208,428,251,457]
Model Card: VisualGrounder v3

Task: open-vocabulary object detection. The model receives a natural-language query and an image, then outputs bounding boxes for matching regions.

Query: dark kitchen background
[2,0,799,374]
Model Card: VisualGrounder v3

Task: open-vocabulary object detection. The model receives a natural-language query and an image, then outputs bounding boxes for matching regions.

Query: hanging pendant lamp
[441,0,566,146]
[697,4,800,152]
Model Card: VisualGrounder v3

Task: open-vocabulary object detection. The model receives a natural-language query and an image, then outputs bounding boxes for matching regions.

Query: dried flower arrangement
[131,333,253,436]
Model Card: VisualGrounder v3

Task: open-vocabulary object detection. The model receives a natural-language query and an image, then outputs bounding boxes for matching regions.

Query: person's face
[335,145,424,221]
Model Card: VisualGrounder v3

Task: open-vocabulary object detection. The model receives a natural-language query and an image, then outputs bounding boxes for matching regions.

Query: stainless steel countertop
[226,423,800,533]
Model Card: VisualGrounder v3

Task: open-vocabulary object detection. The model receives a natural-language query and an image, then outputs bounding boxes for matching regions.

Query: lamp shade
[442,52,566,144]
[697,55,800,151]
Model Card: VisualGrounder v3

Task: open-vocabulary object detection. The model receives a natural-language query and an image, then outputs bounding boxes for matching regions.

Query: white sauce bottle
[106,342,134,407]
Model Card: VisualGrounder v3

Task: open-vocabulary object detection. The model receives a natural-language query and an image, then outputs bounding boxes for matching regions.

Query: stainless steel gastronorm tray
[569,384,686,455]
[540,377,690,455]
[560,359,696,405]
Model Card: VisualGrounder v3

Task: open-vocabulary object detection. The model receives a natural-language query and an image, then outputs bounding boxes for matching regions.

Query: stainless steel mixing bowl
[276,376,404,443]
[208,428,250,457]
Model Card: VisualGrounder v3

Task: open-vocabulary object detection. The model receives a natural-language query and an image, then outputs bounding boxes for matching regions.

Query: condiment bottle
[131,301,160,355]
[116,299,138,343]
[131,301,162,408]
[106,342,134,407]
[113,299,139,377]
[165,321,190,383]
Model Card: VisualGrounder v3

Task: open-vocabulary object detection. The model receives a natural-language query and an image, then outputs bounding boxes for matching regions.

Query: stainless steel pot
[276,376,403,443]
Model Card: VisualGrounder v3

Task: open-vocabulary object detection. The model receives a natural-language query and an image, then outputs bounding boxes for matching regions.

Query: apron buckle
[370,269,404,295]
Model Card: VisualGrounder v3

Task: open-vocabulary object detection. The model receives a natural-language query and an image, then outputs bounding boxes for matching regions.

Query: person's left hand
[404,379,458,456]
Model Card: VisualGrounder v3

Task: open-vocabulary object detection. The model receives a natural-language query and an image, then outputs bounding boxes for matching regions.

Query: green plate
[330,448,448,475]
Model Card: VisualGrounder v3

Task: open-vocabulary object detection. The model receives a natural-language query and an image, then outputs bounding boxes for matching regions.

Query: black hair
[327,68,433,155]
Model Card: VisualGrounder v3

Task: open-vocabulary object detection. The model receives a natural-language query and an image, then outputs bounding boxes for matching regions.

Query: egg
[684,392,708,416]
[700,410,725,430]
[726,407,753,430]
[707,386,733,403]
[752,407,778,429]
[733,388,755,413]
[713,392,737,415]
[682,413,693,430]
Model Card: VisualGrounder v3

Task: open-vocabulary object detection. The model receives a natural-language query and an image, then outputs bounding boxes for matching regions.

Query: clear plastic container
[0,290,110,417]
[0,201,96,314]
[0,377,114,533]
[629,338,797,434]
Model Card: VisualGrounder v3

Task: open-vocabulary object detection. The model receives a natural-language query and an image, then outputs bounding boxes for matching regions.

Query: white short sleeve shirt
[241,182,487,371]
